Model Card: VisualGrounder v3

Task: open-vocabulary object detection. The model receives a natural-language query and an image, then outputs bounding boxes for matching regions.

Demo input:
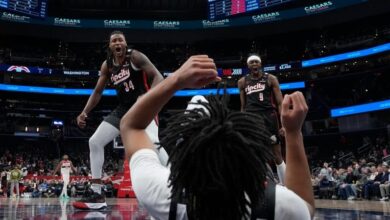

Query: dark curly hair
[160,94,273,220]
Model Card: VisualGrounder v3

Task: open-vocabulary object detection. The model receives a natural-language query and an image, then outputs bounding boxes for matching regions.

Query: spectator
[379,163,390,201]
[9,165,22,198]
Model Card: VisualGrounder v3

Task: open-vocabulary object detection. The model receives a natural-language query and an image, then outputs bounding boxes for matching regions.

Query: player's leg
[10,181,15,198]
[61,173,70,198]
[89,121,120,186]
[73,120,119,210]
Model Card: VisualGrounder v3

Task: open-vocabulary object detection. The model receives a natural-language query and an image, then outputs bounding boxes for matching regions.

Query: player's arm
[269,74,283,116]
[282,92,315,217]
[237,77,246,112]
[52,161,62,175]
[120,55,220,159]
[76,61,110,128]
[270,74,285,135]
[131,50,164,89]
[70,162,77,174]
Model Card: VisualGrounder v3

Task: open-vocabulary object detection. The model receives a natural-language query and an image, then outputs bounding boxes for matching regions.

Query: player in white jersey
[53,155,77,199]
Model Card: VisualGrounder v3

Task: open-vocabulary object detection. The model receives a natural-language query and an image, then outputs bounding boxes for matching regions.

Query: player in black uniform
[238,54,286,185]
[73,30,166,210]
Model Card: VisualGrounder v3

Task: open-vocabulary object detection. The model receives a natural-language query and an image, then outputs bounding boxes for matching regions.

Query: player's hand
[281,92,308,134]
[172,55,221,89]
[77,112,88,128]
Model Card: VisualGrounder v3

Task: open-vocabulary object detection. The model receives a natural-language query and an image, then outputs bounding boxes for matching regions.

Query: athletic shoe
[71,211,107,219]
[72,189,107,210]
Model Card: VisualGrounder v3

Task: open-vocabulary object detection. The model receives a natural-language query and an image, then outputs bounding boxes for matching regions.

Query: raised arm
[237,77,246,112]
[120,55,220,159]
[281,92,314,217]
[76,61,110,128]
[131,50,164,88]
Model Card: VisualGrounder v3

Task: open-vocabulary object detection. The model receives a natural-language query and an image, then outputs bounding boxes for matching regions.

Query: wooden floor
[315,199,390,219]
[1,198,390,219]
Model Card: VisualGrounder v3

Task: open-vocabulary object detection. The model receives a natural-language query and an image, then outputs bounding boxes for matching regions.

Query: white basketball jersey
[61,160,71,175]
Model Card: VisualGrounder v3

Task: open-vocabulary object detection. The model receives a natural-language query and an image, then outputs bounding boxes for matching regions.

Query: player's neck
[113,56,125,65]
[251,71,263,78]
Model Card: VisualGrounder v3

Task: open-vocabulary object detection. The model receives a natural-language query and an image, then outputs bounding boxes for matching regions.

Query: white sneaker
[380,197,387,201]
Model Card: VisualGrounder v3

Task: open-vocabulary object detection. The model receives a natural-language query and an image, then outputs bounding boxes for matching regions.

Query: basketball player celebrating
[53,155,77,199]
[120,55,314,219]
[238,54,286,184]
[73,30,166,210]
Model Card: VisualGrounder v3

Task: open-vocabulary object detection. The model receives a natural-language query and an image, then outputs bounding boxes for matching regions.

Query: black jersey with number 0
[244,73,276,112]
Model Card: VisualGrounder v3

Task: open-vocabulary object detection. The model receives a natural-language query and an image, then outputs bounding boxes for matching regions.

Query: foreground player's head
[63,155,69,160]
[106,30,127,67]
[160,95,273,220]
[247,54,262,75]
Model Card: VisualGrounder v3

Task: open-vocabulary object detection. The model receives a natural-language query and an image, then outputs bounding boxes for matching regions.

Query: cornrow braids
[160,95,274,220]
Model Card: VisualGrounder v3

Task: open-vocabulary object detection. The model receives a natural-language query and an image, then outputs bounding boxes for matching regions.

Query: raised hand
[281,92,308,133]
[172,55,221,89]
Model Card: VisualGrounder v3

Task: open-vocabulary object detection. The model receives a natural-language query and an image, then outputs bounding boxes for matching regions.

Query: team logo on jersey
[111,68,130,85]
[245,83,266,94]
[62,161,71,167]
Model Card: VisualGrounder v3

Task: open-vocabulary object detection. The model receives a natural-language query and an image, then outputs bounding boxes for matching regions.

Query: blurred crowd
[311,135,390,201]
[0,145,123,198]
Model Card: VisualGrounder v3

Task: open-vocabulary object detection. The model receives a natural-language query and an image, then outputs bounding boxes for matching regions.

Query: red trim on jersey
[142,71,159,126]
[142,71,150,91]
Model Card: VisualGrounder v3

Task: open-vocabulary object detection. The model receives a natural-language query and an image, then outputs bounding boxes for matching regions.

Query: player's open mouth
[115,47,122,55]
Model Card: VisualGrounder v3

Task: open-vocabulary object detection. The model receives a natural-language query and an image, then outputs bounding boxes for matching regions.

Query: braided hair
[160,94,274,220]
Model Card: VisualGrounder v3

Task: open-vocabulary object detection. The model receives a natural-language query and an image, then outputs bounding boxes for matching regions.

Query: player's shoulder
[100,60,110,75]
[265,73,279,84]
[237,76,246,87]
[275,185,311,219]
[128,49,148,65]
[238,76,246,82]
[129,49,143,59]
[266,72,277,79]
